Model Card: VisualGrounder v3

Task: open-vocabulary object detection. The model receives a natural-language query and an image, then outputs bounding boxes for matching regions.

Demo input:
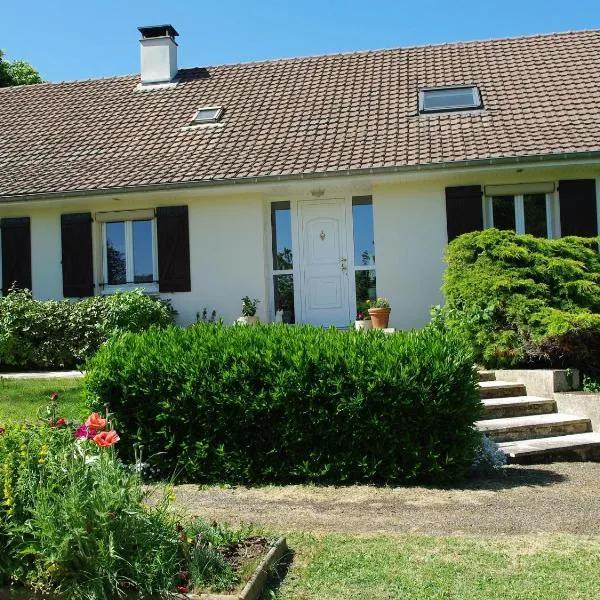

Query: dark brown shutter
[156,205,191,292]
[445,185,483,242]
[558,179,598,237]
[61,213,94,297]
[1,217,32,295]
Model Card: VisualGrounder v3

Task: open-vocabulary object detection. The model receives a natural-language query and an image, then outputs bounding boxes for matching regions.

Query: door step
[482,396,556,419]
[477,370,496,382]
[476,413,591,443]
[498,432,600,463]
[479,380,527,399]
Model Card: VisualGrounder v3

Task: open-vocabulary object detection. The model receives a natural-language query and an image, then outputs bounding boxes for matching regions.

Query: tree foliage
[0,49,42,87]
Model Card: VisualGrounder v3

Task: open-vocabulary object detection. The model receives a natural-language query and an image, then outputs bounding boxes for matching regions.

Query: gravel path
[171,463,600,536]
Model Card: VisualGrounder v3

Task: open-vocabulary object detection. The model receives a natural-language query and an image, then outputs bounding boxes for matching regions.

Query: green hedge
[84,323,481,485]
[442,229,600,375]
[0,288,174,370]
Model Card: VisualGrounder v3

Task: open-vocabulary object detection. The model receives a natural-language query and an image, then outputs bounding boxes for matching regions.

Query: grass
[0,377,87,424]
[271,533,600,599]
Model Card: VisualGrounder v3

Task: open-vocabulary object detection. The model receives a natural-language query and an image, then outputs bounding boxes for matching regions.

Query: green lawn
[0,377,87,424]
[272,533,600,599]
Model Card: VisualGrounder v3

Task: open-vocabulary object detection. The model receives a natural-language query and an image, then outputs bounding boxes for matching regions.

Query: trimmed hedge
[0,288,174,370]
[442,229,600,375]
[84,323,481,485]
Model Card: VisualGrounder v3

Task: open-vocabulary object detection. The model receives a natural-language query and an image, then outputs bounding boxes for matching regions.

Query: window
[102,217,157,291]
[191,106,223,124]
[485,193,552,238]
[419,86,482,113]
[271,202,295,323]
[352,196,376,316]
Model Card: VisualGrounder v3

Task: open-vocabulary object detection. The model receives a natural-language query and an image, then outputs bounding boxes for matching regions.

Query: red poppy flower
[93,430,120,448]
[85,412,107,431]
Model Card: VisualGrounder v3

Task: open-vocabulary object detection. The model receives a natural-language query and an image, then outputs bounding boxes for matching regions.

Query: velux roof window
[192,106,223,124]
[419,86,482,114]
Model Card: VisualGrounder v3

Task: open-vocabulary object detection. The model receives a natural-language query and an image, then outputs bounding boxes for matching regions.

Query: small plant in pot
[367,297,391,329]
[354,305,372,331]
[237,296,260,325]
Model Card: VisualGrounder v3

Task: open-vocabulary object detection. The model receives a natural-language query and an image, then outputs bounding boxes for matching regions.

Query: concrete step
[498,432,600,464]
[476,413,591,443]
[477,370,496,382]
[482,396,556,419]
[479,380,527,399]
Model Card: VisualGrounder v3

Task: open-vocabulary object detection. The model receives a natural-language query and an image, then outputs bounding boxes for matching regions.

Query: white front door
[298,199,351,327]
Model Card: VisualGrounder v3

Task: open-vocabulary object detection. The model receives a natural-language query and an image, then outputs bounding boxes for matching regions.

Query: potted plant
[367,297,391,329]
[354,310,372,331]
[237,296,260,325]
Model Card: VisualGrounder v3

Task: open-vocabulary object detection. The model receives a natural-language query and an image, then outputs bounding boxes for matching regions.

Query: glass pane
[133,220,154,283]
[271,202,293,271]
[355,270,376,318]
[194,108,220,122]
[352,197,375,266]
[274,274,295,324]
[492,196,516,231]
[106,222,126,285]
[423,87,477,110]
[523,194,548,238]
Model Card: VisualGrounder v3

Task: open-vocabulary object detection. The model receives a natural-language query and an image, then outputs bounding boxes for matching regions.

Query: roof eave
[1,150,600,203]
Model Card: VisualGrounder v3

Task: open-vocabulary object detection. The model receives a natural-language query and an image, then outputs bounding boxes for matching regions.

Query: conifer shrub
[84,323,480,485]
[442,229,600,375]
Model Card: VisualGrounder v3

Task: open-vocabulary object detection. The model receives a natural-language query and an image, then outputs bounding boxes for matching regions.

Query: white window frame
[419,85,482,113]
[351,197,376,314]
[269,201,296,323]
[484,193,554,238]
[191,106,223,124]
[101,218,159,293]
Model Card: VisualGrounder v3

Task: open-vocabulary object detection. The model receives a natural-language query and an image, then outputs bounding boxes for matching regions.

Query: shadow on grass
[259,547,295,600]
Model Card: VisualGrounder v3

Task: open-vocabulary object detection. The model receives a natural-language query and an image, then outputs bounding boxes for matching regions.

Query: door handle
[340,257,348,273]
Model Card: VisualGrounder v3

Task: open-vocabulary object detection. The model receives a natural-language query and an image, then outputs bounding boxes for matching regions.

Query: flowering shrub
[0,402,249,598]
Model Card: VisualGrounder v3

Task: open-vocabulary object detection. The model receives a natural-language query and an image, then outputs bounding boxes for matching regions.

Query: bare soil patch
[172,463,600,536]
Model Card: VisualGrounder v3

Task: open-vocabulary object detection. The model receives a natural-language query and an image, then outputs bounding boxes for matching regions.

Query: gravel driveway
[170,463,600,536]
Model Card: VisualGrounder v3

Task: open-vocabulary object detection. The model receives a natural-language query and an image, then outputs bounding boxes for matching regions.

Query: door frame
[268,196,357,326]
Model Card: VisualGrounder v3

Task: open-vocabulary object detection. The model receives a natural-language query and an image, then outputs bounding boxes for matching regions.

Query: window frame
[191,106,223,124]
[484,192,554,238]
[269,201,296,323]
[101,217,159,293]
[351,196,377,315]
[419,85,482,114]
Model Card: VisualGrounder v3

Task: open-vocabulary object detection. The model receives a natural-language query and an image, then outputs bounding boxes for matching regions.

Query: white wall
[373,181,447,330]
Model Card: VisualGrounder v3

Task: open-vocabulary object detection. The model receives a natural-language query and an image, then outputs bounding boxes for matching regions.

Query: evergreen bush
[0,288,174,370]
[84,323,481,485]
[442,229,600,375]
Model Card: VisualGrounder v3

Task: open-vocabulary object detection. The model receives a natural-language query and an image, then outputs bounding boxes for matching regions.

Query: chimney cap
[138,25,179,40]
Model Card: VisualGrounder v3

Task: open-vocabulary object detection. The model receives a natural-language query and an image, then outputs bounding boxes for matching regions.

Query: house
[0,26,599,329]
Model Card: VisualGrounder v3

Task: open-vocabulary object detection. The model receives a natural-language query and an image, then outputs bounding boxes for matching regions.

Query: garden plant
[85,322,481,485]
[441,229,600,376]
[0,395,257,599]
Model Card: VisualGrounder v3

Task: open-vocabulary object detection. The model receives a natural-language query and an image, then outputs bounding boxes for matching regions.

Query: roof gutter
[1,150,600,204]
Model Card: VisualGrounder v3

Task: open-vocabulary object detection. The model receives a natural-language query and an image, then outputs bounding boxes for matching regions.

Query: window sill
[99,283,159,295]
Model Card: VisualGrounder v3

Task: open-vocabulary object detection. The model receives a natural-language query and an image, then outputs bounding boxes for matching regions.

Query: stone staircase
[476,371,600,463]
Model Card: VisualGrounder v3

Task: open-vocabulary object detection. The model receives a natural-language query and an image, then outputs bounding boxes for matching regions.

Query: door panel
[299,200,350,327]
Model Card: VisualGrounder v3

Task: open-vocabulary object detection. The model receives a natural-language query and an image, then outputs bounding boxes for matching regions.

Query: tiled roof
[1,30,600,199]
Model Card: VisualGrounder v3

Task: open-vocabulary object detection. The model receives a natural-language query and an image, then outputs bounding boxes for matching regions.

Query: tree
[0,50,42,87]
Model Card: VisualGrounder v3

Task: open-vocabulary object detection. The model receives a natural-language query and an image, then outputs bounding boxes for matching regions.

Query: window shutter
[1,217,32,295]
[558,179,598,237]
[445,185,483,242]
[156,205,191,292]
[61,213,94,297]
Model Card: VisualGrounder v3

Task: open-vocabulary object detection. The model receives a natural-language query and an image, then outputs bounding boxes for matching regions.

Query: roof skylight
[419,86,482,114]
[192,107,223,124]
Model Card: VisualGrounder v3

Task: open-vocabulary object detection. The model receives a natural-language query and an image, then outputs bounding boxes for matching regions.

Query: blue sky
[2,0,600,82]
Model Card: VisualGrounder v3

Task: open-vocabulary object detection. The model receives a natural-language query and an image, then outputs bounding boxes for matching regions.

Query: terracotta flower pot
[368,307,391,329]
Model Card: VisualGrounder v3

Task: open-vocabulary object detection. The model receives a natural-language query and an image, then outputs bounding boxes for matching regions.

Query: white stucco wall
[372,180,447,330]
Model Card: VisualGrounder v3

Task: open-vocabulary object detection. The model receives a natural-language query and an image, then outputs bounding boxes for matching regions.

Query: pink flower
[74,425,97,439]
[85,413,107,431]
